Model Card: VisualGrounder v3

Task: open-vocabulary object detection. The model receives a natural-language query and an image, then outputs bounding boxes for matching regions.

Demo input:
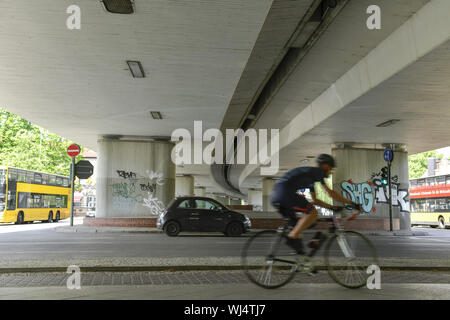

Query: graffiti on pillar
[142,193,166,216]
[341,180,374,213]
[110,170,166,215]
[116,170,137,180]
[341,167,410,213]
[372,179,410,213]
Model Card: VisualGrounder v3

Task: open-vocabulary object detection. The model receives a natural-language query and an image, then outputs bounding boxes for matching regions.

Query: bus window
[436,176,445,185]
[418,179,425,186]
[55,195,63,208]
[49,175,56,185]
[56,177,62,186]
[26,171,34,184]
[8,168,17,182]
[18,170,26,182]
[446,175,450,186]
[41,194,49,208]
[435,198,449,212]
[49,195,57,208]
[18,192,30,208]
[63,178,69,187]
[34,174,42,184]
[42,174,49,185]
[32,194,41,208]
[0,170,6,211]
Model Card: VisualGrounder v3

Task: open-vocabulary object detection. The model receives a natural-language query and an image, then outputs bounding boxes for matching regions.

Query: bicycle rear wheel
[241,230,298,289]
[324,231,377,289]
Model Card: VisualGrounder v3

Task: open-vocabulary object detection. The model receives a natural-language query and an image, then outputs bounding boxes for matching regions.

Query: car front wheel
[225,221,243,237]
[164,221,181,236]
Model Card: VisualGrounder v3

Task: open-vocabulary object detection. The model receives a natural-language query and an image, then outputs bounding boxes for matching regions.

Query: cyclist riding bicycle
[270,154,361,254]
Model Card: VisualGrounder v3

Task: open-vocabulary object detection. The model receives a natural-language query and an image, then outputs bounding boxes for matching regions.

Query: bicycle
[241,206,378,289]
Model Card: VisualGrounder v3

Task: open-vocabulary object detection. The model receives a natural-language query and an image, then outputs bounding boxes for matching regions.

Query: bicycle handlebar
[332,204,361,221]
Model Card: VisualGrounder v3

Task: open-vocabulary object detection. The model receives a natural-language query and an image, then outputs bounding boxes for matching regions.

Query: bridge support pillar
[175,175,194,197]
[94,139,175,223]
[332,145,410,230]
[247,189,263,210]
[229,198,241,206]
[262,178,277,211]
[194,186,206,197]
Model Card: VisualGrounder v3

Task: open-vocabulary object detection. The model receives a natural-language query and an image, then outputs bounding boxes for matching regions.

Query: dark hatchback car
[156,197,251,236]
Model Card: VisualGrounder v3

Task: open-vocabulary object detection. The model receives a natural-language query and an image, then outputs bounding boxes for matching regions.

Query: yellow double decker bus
[410,174,450,229]
[0,166,71,224]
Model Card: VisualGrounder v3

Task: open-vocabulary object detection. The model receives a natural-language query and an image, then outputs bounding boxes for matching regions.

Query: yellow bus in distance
[0,166,71,224]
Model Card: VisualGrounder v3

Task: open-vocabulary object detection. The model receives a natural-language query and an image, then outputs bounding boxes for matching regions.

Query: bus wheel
[47,213,53,223]
[438,217,446,229]
[55,212,60,223]
[15,212,24,225]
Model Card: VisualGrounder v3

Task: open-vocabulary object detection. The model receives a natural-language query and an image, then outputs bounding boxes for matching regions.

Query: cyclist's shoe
[307,231,326,256]
[285,237,305,255]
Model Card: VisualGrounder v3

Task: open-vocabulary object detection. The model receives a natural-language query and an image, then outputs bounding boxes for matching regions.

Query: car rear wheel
[438,217,446,229]
[225,221,243,237]
[16,212,24,225]
[164,221,181,236]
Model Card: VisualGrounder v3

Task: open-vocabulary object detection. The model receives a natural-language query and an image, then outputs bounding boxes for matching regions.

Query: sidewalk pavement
[0,283,449,300]
[0,256,448,273]
[53,225,429,236]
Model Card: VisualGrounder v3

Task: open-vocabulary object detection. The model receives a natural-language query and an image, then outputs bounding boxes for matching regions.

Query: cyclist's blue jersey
[277,166,327,193]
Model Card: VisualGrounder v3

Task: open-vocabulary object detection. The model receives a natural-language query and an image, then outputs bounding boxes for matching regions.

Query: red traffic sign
[67,144,81,157]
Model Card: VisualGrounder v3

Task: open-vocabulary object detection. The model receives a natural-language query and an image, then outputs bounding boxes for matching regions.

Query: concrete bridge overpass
[1,0,449,229]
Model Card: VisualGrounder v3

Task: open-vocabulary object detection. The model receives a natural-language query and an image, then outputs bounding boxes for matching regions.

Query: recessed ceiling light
[150,111,162,120]
[101,0,135,14]
[127,61,145,78]
[376,119,400,128]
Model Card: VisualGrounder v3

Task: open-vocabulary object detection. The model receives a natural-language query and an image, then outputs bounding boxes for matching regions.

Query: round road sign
[67,144,81,158]
[383,149,394,163]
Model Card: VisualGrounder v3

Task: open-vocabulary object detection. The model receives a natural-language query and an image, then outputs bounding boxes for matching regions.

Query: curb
[53,227,429,236]
[0,265,448,274]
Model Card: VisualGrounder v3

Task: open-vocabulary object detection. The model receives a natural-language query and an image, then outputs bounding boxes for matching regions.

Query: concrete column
[175,175,194,197]
[96,139,175,218]
[229,198,241,206]
[209,194,226,205]
[262,178,277,211]
[247,189,263,210]
[332,146,410,230]
[194,186,206,197]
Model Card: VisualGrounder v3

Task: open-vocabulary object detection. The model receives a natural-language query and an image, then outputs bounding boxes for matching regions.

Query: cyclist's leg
[288,201,319,239]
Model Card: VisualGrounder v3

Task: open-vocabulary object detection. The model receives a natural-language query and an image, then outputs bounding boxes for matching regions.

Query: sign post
[383,148,394,231]
[67,144,81,227]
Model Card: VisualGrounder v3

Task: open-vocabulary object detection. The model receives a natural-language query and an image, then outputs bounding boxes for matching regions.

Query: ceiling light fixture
[127,60,145,78]
[376,119,400,128]
[101,0,135,14]
[150,111,162,120]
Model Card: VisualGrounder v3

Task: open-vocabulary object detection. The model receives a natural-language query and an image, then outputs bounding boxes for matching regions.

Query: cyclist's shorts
[270,182,314,226]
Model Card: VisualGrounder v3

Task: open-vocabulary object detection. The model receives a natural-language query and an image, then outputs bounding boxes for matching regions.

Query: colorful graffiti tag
[341,180,374,213]
[341,175,410,214]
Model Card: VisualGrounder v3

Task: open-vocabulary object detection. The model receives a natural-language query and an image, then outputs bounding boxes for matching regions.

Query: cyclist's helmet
[316,154,336,168]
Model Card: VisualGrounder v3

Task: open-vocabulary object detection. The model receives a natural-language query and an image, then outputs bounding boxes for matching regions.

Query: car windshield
[0,169,6,211]
[195,199,222,210]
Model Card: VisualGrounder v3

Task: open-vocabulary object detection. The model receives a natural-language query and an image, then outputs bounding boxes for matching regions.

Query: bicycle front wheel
[241,230,298,289]
[324,231,378,289]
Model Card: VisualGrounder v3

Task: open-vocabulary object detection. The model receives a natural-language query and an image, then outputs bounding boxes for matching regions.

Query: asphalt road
[0,219,448,261]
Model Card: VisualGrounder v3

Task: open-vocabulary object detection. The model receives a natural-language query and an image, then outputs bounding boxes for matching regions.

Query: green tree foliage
[0,108,83,176]
[408,150,444,179]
